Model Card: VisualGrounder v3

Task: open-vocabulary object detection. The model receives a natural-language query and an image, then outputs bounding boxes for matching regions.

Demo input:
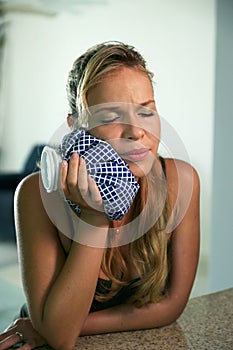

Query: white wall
[0,0,216,290]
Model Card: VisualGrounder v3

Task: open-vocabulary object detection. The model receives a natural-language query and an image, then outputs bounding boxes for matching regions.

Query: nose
[122,121,145,140]
[122,125,145,140]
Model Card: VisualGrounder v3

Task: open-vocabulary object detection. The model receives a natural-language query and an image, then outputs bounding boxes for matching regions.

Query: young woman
[0,41,200,350]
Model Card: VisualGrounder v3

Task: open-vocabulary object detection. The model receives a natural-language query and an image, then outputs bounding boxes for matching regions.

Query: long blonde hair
[98,168,171,307]
[67,41,171,307]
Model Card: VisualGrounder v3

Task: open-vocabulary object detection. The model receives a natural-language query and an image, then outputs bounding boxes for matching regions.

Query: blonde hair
[66,41,171,307]
[67,41,154,128]
[98,169,171,307]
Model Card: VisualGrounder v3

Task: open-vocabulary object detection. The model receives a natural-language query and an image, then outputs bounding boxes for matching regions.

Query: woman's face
[86,66,160,178]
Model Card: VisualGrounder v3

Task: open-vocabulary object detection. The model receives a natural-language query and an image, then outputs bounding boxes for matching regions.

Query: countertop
[40,288,233,350]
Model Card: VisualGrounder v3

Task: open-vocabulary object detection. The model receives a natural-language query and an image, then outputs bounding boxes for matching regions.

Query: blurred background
[0,0,232,331]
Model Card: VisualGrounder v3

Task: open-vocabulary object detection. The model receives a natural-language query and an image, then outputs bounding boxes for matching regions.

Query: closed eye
[101,117,119,124]
[99,112,120,124]
[137,109,155,117]
[138,112,154,117]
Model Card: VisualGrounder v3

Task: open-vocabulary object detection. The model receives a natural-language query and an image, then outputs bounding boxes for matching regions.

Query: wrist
[73,211,109,247]
[80,210,109,228]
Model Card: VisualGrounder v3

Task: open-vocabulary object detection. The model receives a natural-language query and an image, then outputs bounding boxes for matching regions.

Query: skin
[0,67,200,350]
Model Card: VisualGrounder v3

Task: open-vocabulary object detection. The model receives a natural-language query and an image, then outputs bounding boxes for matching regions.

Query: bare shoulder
[164,157,200,187]
[15,172,53,229]
[163,158,200,207]
[16,172,40,193]
[15,172,41,206]
[15,171,62,252]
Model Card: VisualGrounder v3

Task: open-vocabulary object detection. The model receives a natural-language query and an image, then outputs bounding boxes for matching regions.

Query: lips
[121,148,149,162]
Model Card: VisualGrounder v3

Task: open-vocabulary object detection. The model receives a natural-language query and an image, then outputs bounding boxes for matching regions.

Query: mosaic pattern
[59,129,140,220]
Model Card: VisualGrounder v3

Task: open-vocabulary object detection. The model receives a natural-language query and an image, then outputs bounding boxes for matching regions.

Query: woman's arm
[80,158,200,335]
[13,157,199,348]
[15,155,110,350]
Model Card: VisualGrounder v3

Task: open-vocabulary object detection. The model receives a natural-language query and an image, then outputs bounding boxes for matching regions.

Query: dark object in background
[0,145,44,241]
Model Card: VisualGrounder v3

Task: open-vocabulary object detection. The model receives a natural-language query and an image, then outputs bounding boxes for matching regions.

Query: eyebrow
[93,100,156,114]
[94,106,120,114]
[139,99,156,107]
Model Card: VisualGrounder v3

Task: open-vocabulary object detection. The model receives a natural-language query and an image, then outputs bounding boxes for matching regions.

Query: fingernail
[88,176,93,183]
[62,160,67,167]
[72,152,78,159]
[80,157,85,165]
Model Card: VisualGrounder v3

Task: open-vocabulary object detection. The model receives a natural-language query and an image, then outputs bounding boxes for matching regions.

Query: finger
[60,160,69,196]
[0,325,17,340]
[0,333,22,350]
[88,177,103,206]
[9,343,34,350]
[17,342,34,350]
[78,158,88,199]
[66,152,79,192]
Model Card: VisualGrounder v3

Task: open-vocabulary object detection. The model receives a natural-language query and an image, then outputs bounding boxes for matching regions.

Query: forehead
[87,66,154,107]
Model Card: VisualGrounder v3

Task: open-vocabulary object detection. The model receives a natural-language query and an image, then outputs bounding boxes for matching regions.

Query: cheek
[147,117,160,140]
[88,125,119,140]
[150,135,160,153]
[147,119,161,152]
[126,154,156,178]
[88,125,124,155]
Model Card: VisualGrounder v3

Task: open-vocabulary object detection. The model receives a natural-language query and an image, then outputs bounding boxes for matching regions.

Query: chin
[127,161,154,179]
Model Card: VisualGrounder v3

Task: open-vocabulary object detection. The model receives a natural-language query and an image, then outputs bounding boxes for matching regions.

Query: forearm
[80,295,185,336]
[36,218,109,349]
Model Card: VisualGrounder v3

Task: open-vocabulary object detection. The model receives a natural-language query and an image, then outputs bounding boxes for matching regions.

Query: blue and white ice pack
[59,128,140,220]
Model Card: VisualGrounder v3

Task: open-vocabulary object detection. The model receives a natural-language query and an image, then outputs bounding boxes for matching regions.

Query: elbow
[32,309,84,350]
[166,291,190,322]
[48,338,79,350]
[168,309,184,325]
[43,332,80,350]
[34,321,81,350]
[155,297,188,327]
[157,308,184,328]
[167,302,187,325]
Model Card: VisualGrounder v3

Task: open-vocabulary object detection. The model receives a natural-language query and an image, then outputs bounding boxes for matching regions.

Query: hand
[61,152,104,215]
[0,318,47,349]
